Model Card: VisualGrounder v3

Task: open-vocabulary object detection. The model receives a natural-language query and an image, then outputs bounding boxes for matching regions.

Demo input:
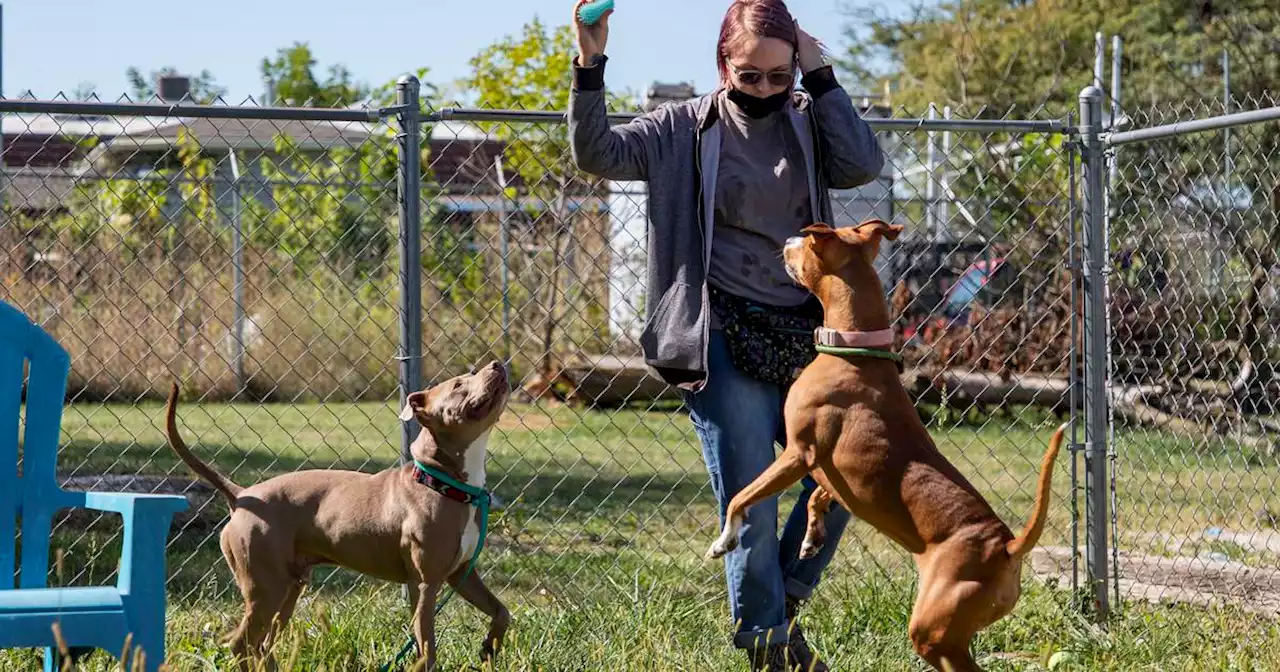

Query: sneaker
[786,597,830,672]
[746,643,796,672]
[785,624,829,672]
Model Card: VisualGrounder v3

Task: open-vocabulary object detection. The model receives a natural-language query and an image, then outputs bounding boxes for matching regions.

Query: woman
[569,1,884,669]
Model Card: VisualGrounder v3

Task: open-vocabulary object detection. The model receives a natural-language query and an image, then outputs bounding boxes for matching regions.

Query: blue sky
[1,0,898,104]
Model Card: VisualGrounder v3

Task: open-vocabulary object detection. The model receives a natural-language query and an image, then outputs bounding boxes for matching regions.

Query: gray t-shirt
[708,91,814,310]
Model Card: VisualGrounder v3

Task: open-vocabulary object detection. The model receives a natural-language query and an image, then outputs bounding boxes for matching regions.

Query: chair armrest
[82,491,189,517]
[81,492,189,595]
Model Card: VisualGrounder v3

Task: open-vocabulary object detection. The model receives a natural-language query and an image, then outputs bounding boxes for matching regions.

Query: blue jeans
[685,330,853,649]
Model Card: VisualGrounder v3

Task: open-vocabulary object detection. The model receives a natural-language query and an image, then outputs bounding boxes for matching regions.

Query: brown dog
[164,362,511,671]
[705,221,1065,672]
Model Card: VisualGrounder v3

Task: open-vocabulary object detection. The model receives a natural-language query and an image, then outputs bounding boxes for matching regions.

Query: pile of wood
[1103,290,1279,456]
[533,283,1278,459]
[898,270,1077,379]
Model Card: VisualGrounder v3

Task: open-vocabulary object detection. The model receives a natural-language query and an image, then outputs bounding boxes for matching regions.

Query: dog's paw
[798,539,823,560]
[705,535,738,560]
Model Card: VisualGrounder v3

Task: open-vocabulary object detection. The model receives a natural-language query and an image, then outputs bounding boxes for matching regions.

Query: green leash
[814,344,906,372]
[381,461,491,672]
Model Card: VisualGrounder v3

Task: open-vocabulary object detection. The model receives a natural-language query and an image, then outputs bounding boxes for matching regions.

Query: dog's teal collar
[813,326,903,371]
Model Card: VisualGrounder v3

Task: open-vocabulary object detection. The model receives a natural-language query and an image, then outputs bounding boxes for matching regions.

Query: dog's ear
[832,219,904,246]
[399,391,428,423]
[862,218,905,241]
[801,223,837,237]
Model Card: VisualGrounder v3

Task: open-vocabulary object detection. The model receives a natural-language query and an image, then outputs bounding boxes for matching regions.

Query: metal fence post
[493,154,513,363]
[396,76,424,458]
[227,150,247,395]
[926,103,940,241]
[1078,85,1110,620]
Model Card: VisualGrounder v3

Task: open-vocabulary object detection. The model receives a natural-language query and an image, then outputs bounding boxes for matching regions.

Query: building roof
[1,116,513,211]
[1,107,596,211]
[89,118,377,156]
[432,121,489,142]
[3,113,491,143]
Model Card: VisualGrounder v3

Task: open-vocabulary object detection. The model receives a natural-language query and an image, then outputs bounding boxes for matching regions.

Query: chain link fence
[1106,97,1280,614]
[417,100,1083,608]
[3,83,1169,653]
[1,98,408,608]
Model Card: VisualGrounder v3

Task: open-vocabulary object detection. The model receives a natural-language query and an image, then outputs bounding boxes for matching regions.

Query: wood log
[560,354,682,407]
[902,369,1074,408]
[559,357,1279,457]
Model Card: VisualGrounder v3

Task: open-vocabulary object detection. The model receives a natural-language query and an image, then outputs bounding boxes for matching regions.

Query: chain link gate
[3,85,1095,663]
[1104,97,1280,616]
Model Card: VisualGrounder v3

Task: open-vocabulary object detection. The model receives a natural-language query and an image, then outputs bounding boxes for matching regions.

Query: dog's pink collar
[814,327,895,349]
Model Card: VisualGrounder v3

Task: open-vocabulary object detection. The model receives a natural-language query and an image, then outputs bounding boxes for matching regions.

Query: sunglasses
[728,63,795,88]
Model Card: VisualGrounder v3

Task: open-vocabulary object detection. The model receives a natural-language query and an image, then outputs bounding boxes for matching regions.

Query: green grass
[7,573,1280,671]
[3,401,1278,670]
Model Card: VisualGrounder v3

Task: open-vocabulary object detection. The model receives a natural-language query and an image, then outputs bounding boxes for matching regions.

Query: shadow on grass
[57,437,392,480]
[39,465,720,604]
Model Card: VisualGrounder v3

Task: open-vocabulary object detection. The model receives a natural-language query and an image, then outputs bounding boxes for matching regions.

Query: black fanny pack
[708,285,823,388]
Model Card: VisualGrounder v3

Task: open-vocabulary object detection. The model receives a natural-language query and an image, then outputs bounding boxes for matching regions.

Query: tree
[840,0,1279,117]
[261,42,370,107]
[245,131,400,278]
[464,17,633,391]
[126,66,226,103]
[841,0,1280,442]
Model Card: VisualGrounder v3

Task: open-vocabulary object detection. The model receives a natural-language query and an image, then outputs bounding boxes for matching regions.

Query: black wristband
[801,65,840,98]
[573,54,607,91]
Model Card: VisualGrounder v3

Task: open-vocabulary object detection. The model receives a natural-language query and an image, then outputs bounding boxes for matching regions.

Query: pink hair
[716,0,799,83]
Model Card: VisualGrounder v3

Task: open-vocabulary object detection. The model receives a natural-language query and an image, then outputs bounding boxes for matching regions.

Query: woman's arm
[796,25,885,190]
[568,0,667,181]
[569,56,669,182]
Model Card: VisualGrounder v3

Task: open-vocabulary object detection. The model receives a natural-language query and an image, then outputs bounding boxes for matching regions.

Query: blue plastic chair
[0,300,188,672]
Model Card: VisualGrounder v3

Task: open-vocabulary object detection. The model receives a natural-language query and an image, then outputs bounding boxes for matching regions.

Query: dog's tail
[166,382,244,507]
[1006,423,1067,560]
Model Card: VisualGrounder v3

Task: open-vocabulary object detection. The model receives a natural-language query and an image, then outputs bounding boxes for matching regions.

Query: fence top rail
[0,98,1071,134]
[0,97,388,123]
[1107,105,1280,146]
[428,107,1071,134]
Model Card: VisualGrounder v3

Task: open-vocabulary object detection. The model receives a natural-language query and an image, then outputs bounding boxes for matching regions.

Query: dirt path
[1031,545,1280,615]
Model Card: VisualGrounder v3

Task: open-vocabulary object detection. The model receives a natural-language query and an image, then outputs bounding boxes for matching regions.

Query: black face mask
[727,87,790,119]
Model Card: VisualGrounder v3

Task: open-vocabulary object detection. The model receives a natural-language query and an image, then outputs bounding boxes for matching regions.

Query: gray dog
[164,362,510,671]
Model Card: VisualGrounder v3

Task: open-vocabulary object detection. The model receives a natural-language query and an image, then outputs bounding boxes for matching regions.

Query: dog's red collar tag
[412,464,479,504]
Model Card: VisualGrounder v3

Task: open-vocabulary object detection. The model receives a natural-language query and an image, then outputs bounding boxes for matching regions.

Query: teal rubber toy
[578,0,614,25]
